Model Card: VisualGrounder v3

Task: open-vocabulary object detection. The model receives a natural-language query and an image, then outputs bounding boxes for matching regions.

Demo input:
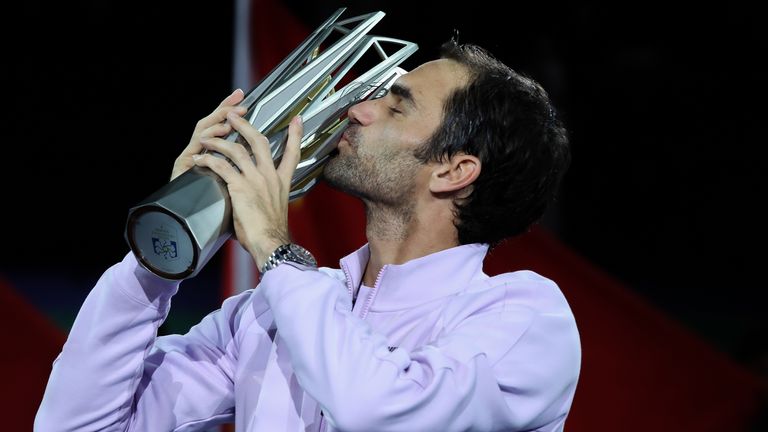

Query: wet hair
[415,39,571,247]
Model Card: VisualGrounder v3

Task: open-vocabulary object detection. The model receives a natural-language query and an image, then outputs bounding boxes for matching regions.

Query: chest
[230,292,451,431]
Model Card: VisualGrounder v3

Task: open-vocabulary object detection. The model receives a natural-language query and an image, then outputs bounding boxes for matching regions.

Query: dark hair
[414,39,571,247]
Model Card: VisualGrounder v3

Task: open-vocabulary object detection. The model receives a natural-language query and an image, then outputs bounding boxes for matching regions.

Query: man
[36,40,579,431]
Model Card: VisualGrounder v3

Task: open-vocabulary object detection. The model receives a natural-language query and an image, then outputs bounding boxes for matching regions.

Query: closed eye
[388,106,402,115]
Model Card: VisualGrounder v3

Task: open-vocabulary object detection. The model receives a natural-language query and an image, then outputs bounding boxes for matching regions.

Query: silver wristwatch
[260,243,317,274]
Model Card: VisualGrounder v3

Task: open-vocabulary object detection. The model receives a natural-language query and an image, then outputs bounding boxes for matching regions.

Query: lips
[341,129,352,144]
[337,135,349,149]
[338,128,354,150]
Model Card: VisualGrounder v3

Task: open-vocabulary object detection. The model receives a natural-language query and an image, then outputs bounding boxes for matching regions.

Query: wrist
[249,238,286,271]
[259,243,317,274]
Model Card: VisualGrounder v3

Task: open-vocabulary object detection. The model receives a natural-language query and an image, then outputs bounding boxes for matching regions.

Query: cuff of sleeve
[116,251,181,308]
[259,262,317,307]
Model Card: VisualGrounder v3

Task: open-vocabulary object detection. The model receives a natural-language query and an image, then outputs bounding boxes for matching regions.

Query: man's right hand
[170,88,247,181]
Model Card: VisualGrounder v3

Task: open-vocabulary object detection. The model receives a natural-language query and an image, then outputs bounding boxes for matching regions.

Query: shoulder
[444,270,575,325]
[440,269,580,363]
[485,270,574,315]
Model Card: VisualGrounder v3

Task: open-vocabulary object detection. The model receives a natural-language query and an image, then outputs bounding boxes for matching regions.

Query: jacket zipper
[360,266,387,319]
[318,264,388,431]
[341,263,356,310]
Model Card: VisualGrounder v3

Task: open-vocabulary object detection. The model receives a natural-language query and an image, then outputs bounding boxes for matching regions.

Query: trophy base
[126,205,198,280]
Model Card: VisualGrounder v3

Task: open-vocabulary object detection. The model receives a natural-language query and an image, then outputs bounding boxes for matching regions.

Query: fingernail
[192,154,202,161]
[294,115,303,125]
[227,111,240,120]
[232,88,242,95]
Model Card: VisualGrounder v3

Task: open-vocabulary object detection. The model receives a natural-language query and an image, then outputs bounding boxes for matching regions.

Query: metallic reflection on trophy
[124,8,418,280]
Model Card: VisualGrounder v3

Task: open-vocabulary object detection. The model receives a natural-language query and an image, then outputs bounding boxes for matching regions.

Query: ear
[429,153,481,196]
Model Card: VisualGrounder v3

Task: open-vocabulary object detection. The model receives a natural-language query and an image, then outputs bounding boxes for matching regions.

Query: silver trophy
[124,8,417,280]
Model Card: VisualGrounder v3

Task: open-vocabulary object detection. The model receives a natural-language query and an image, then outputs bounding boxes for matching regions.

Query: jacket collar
[339,243,490,312]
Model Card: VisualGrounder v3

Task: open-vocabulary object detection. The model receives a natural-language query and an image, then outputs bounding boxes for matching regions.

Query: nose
[347,98,377,126]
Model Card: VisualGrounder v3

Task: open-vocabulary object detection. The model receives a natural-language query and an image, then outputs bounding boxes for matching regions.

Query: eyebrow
[389,83,417,109]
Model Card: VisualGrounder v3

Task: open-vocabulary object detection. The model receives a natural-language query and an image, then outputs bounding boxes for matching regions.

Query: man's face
[323,59,469,207]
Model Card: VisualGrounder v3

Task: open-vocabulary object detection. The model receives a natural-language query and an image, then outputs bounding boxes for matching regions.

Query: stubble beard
[322,126,424,240]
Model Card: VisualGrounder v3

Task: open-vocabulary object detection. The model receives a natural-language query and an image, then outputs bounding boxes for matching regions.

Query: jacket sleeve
[260,264,581,432]
[35,252,246,432]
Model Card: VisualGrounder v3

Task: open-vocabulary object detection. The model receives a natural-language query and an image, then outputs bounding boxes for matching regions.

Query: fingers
[195,89,246,135]
[171,89,247,181]
[277,116,303,187]
[191,152,240,186]
[199,122,233,141]
[226,111,273,171]
[193,112,302,200]
[198,137,259,178]
[218,88,245,108]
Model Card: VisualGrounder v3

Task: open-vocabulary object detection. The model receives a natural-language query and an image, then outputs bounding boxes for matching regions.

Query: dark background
[3,0,765,403]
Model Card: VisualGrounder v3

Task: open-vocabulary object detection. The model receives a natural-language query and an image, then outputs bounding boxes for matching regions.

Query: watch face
[288,243,317,266]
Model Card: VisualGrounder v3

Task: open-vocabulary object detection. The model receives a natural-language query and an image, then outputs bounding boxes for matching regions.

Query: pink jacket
[36,243,580,431]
